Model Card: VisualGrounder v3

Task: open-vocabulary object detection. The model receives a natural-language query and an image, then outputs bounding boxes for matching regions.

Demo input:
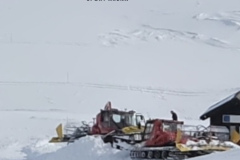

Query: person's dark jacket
[171,111,178,121]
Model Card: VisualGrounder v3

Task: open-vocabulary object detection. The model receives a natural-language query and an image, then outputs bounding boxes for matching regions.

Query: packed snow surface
[191,149,240,160]
[1,0,240,159]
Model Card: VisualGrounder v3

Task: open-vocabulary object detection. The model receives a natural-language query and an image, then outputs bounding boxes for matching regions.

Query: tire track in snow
[0,81,238,97]
[0,108,66,112]
[0,81,204,97]
[0,34,90,47]
[82,82,205,96]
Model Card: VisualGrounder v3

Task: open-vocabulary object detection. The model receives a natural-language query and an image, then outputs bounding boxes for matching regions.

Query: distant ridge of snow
[194,11,240,28]
[99,25,236,50]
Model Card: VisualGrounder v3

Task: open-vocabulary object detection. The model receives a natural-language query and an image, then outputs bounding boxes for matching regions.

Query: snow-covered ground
[1,0,240,159]
[191,148,240,160]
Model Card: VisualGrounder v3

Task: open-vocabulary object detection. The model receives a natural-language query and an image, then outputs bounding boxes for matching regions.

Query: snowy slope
[1,0,240,159]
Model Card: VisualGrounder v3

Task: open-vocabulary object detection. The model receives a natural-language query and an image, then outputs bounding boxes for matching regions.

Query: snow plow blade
[49,137,71,143]
[175,125,235,152]
[49,124,70,143]
[49,122,90,143]
[176,143,231,152]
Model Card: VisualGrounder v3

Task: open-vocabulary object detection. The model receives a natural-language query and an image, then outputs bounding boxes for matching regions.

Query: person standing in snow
[171,110,178,121]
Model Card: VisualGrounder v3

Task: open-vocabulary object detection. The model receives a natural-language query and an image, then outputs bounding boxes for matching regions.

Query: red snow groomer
[130,119,235,160]
[49,101,145,144]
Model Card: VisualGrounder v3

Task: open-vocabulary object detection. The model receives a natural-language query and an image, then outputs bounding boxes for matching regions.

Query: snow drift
[32,136,130,160]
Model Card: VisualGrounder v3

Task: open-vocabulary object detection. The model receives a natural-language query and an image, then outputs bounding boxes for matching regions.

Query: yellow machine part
[231,130,240,144]
[49,124,66,143]
[175,129,231,152]
[175,129,182,143]
[176,143,230,152]
[122,126,144,134]
[176,143,193,152]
